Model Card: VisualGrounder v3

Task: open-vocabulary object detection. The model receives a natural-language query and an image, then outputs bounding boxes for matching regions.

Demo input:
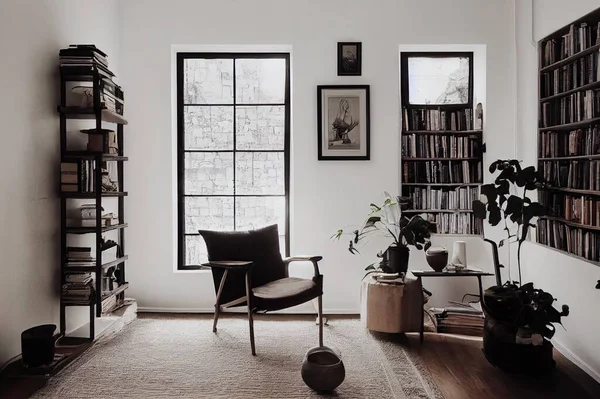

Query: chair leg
[318,295,324,347]
[245,270,256,356]
[213,270,228,333]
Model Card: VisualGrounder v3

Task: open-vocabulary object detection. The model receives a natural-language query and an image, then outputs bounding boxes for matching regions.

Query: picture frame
[337,42,362,76]
[317,85,370,161]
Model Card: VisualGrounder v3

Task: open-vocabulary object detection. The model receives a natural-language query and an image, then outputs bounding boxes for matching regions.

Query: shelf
[431,233,482,237]
[64,255,128,272]
[540,80,600,103]
[58,106,128,125]
[66,223,127,234]
[101,283,129,301]
[404,209,473,213]
[63,151,128,161]
[61,191,127,199]
[402,183,482,187]
[542,186,600,196]
[539,216,600,232]
[539,117,600,132]
[540,43,600,73]
[538,154,600,161]
[402,157,479,161]
[528,241,600,267]
[403,130,483,135]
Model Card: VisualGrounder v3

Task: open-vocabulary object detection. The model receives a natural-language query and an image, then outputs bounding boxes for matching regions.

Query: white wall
[515,0,600,381]
[121,0,516,313]
[0,0,121,365]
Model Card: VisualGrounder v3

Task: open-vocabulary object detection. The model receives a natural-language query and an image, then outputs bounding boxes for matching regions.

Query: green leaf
[369,203,382,213]
[330,229,344,240]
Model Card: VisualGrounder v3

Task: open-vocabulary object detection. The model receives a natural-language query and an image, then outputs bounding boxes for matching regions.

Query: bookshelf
[537,7,600,266]
[58,45,129,341]
[400,52,484,235]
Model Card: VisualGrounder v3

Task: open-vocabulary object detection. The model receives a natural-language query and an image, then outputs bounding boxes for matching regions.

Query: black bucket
[21,324,56,367]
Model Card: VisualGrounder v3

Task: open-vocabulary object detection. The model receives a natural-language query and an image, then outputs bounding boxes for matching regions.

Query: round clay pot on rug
[301,346,345,392]
[387,245,410,274]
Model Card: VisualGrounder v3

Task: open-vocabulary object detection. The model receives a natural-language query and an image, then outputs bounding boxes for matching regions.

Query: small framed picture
[337,42,362,76]
[317,85,370,161]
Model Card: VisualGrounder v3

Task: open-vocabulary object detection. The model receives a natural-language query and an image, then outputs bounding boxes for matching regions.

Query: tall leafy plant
[332,192,435,257]
[472,160,546,283]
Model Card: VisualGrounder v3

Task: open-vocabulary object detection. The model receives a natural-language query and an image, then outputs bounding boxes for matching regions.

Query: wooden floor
[399,332,600,399]
[2,316,599,398]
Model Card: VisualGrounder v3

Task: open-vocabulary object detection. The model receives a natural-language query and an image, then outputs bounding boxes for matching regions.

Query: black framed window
[400,52,474,108]
[176,53,291,270]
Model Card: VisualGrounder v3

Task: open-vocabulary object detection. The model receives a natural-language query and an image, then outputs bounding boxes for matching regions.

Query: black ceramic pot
[387,245,409,274]
[301,346,345,392]
[21,324,56,367]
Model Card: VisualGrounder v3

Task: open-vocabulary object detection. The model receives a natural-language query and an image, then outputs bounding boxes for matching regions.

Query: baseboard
[137,307,359,315]
[552,339,600,383]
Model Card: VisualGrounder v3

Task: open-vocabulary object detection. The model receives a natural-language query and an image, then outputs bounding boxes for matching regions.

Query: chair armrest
[202,261,253,270]
[283,256,322,277]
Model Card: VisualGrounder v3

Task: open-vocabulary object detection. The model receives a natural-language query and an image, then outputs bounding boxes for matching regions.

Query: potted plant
[472,159,569,373]
[332,192,436,273]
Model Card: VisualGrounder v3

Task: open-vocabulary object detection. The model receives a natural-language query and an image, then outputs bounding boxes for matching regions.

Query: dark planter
[482,316,555,374]
[387,245,409,274]
[21,324,56,367]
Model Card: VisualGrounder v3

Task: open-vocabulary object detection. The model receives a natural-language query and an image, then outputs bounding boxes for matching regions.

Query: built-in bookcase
[537,7,600,266]
[400,52,484,235]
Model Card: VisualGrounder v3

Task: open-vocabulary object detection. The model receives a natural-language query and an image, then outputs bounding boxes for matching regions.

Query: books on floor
[432,302,484,337]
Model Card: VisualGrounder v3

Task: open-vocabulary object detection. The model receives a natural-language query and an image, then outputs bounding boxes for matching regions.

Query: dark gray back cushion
[199,224,285,304]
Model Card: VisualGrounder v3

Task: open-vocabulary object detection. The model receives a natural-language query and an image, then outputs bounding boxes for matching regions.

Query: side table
[360,273,422,333]
[412,269,494,342]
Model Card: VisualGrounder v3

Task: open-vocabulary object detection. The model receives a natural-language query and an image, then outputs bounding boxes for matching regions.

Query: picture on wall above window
[405,53,473,106]
[337,42,362,76]
[317,85,370,160]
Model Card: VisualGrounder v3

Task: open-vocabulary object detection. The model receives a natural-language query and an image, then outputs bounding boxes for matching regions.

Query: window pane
[408,57,470,105]
[235,152,285,195]
[236,106,285,150]
[184,152,233,195]
[184,59,233,104]
[235,59,286,104]
[184,197,234,233]
[184,106,233,150]
[185,235,208,266]
[235,196,286,233]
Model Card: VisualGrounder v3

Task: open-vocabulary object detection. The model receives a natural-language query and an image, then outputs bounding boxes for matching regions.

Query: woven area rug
[33,314,442,398]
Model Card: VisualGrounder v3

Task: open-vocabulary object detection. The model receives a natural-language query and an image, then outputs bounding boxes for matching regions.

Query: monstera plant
[472,159,569,374]
[332,193,436,274]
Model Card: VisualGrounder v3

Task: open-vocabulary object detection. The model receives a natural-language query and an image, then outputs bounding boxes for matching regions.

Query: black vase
[21,324,56,367]
[387,246,410,274]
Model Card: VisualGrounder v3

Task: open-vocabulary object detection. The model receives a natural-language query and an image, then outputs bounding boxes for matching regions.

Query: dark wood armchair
[199,225,324,356]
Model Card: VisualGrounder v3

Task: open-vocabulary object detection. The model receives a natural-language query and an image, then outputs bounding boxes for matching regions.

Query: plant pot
[301,346,345,392]
[21,324,57,367]
[387,245,409,274]
[482,315,555,374]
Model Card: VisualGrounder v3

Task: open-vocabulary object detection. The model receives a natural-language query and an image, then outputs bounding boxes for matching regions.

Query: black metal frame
[176,52,291,270]
[59,64,128,342]
[317,85,371,161]
[400,52,474,108]
[337,42,362,76]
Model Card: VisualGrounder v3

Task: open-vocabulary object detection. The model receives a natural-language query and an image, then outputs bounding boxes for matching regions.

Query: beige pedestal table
[360,273,423,334]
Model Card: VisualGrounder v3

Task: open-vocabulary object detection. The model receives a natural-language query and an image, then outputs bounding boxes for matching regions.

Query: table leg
[419,277,424,343]
[477,275,484,303]
[245,269,256,356]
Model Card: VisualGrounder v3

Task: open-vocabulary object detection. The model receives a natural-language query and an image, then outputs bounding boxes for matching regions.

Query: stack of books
[403,108,473,131]
[539,127,600,158]
[80,204,117,227]
[62,273,94,305]
[60,161,96,193]
[66,247,95,268]
[432,302,484,337]
[538,218,600,262]
[540,22,600,67]
[423,213,483,235]
[401,134,481,159]
[101,293,117,313]
[402,160,483,184]
[409,186,479,211]
[59,45,124,115]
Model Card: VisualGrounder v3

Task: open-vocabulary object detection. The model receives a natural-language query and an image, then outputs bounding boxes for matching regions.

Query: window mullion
[232,58,237,231]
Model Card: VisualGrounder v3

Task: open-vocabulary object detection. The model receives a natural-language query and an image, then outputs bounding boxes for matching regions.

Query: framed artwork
[317,85,370,160]
[337,42,362,76]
